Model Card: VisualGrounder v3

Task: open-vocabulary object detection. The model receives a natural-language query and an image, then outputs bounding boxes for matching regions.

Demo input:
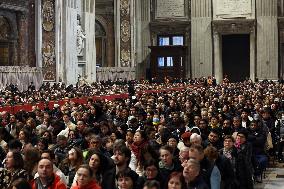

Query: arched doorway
[95,20,106,67]
[0,16,11,66]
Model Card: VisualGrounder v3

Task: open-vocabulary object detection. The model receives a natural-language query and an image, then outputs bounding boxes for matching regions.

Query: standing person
[71,165,101,189]
[0,151,28,189]
[30,158,67,189]
[183,159,208,189]
[159,145,182,182]
[234,131,254,189]
[188,144,221,189]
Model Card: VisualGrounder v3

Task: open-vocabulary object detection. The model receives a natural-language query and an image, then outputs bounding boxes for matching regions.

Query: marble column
[191,0,213,78]
[35,0,42,68]
[213,32,222,83]
[256,0,278,80]
[82,0,96,82]
[135,0,150,79]
[64,0,78,84]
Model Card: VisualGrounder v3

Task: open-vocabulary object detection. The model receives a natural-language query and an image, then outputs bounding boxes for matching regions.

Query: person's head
[188,144,204,162]
[37,158,54,179]
[133,130,147,144]
[179,146,189,164]
[232,116,241,128]
[143,180,160,189]
[208,129,220,143]
[241,109,250,120]
[37,138,48,152]
[183,159,200,182]
[144,159,159,179]
[88,135,102,149]
[204,146,219,162]
[41,150,55,161]
[76,120,86,132]
[167,171,186,189]
[87,151,101,171]
[116,168,138,189]
[5,151,24,170]
[56,135,67,147]
[236,130,248,144]
[210,116,219,126]
[76,164,94,188]
[113,144,131,167]
[159,145,174,167]
[18,128,30,142]
[8,139,22,151]
[190,133,202,146]
[198,119,208,129]
[125,129,135,144]
[11,178,31,189]
[62,113,70,123]
[223,135,234,150]
[249,120,259,131]
[68,147,83,166]
[23,148,41,173]
[168,136,178,149]
[223,119,231,128]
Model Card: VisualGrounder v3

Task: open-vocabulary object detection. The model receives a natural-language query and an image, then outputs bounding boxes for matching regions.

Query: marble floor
[255,161,284,189]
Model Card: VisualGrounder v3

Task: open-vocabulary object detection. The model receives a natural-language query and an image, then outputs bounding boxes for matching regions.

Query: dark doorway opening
[222,34,250,82]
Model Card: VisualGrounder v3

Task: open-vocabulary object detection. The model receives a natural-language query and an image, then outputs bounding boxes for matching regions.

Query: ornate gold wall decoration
[121,20,130,42]
[42,0,56,81]
[42,42,55,67]
[121,49,131,67]
[120,0,131,67]
[120,0,130,16]
[42,0,54,32]
[43,70,55,81]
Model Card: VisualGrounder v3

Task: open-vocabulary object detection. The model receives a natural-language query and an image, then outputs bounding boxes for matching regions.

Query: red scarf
[131,140,148,161]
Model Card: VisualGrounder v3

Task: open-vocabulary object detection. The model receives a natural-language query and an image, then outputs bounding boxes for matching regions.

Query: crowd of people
[0,77,283,189]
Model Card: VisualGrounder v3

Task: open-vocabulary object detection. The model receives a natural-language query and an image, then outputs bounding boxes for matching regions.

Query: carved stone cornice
[212,19,255,34]
[150,20,191,34]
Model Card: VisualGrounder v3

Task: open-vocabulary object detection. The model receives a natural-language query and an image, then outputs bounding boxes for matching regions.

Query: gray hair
[190,133,202,142]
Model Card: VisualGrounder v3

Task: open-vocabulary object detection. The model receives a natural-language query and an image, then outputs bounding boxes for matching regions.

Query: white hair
[190,133,202,142]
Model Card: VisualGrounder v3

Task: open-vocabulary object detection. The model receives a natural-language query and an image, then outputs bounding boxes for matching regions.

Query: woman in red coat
[71,164,101,189]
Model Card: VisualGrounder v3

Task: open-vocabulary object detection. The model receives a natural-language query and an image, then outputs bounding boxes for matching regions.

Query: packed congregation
[0,77,283,189]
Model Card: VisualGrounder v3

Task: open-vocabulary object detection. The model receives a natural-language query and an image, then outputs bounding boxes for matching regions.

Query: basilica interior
[1,0,284,89]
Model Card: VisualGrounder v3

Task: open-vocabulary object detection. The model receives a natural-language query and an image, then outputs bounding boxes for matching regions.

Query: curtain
[0,66,43,91]
[96,67,135,82]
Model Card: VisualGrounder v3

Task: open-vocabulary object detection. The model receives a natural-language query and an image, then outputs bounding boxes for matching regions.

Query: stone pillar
[256,0,278,80]
[135,0,151,79]
[42,0,56,81]
[213,32,222,83]
[191,0,213,78]
[55,0,63,82]
[250,29,256,81]
[35,0,43,68]
[82,0,96,82]
[63,0,78,84]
